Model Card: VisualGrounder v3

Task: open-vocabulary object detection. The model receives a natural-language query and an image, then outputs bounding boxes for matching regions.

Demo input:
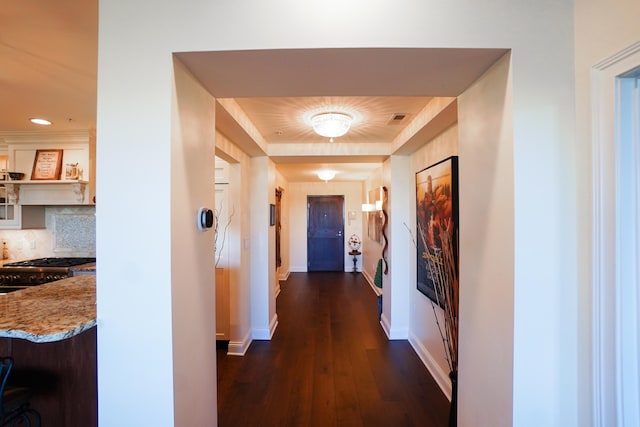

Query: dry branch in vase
[214,202,234,268]
[418,224,459,374]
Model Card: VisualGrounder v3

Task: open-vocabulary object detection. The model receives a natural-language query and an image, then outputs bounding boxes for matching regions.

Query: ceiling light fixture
[311,112,352,142]
[317,170,336,182]
[30,118,52,126]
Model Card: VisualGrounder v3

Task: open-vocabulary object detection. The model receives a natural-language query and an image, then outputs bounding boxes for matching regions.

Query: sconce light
[361,203,376,212]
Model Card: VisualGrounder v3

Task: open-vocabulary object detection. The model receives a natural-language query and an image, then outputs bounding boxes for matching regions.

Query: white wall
[382,156,411,339]
[288,181,363,272]
[97,1,579,425]
[249,156,277,339]
[457,54,514,426]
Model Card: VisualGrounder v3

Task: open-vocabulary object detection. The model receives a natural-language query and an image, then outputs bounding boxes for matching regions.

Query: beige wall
[170,59,217,426]
[215,138,253,355]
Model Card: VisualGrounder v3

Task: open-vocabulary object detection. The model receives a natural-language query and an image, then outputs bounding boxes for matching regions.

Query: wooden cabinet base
[0,327,97,427]
[216,267,230,340]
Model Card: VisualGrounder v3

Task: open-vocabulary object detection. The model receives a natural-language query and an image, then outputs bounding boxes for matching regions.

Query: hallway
[216,272,449,426]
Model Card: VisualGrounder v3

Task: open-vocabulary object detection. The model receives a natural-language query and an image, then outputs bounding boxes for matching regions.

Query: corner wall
[169,59,217,426]
[457,53,514,426]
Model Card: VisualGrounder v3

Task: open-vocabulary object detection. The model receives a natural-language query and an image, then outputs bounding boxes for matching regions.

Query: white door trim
[592,41,640,427]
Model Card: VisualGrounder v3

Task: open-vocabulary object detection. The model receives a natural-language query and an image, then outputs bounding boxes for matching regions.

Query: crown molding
[0,129,93,145]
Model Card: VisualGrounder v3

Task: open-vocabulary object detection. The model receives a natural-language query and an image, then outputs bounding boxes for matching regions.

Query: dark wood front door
[307,195,344,271]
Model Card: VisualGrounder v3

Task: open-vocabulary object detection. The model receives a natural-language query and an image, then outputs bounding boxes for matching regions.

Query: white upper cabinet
[0,130,96,206]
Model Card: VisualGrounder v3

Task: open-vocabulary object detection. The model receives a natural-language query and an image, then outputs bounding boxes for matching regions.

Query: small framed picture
[31,149,63,180]
[269,204,276,226]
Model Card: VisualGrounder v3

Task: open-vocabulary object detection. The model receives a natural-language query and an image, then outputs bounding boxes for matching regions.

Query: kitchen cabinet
[4,180,90,205]
[0,185,45,229]
[0,129,96,206]
[215,267,230,340]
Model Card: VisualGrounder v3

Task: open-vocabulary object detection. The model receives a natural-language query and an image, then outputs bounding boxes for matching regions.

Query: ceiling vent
[387,113,409,125]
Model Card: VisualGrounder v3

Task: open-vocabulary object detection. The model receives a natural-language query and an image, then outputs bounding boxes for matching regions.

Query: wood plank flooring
[217,272,450,427]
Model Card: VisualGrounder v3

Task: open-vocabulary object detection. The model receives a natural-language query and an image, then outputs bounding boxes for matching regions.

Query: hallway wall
[408,124,458,394]
[215,133,253,355]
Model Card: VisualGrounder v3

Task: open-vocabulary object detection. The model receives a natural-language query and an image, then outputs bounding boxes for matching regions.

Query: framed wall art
[415,156,459,306]
[31,149,63,180]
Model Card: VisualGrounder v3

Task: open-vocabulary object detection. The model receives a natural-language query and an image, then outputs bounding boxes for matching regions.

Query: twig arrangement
[404,221,459,375]
[214,202,235,268]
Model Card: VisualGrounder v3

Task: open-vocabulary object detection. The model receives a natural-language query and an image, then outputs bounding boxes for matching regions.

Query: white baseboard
[227,330,252,356]
[362,270,382,296]
[278,270,290,281]
[381,312,392,338]
[252,313,279,340]
[408,331,452,401]
[290,266,307,272]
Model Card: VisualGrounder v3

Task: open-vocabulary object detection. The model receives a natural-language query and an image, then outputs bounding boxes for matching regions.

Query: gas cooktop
[2,257,96,268]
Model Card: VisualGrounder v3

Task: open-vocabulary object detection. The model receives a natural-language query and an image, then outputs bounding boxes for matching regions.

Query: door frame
[592,41,640,426]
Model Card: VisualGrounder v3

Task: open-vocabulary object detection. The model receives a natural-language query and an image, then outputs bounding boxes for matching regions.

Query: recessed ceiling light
[30,118,52,126]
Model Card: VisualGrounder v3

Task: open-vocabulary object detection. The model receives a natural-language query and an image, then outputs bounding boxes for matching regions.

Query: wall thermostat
[197,207,214,231]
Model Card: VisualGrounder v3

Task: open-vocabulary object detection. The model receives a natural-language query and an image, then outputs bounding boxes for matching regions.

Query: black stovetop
[2,257,96,268]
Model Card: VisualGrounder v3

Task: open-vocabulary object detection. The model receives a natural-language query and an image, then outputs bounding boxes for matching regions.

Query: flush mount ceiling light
[30,118,52,126]
[317,170,336,182]
[311,112,352,142]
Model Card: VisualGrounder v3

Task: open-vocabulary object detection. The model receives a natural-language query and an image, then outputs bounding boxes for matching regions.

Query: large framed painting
[415,156,459,306]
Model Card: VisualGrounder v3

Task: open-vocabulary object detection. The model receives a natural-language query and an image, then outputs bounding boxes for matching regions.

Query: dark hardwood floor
[217,272,449,427]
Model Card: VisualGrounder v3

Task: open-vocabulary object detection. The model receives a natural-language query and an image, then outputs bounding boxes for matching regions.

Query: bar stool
[0,357,41,427]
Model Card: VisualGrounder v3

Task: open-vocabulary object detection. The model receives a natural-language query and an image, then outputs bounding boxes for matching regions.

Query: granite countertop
[0,275,96,343]
[70,262,97,273]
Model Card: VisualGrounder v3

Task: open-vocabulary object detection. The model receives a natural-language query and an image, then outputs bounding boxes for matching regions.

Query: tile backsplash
[0,206,96,260]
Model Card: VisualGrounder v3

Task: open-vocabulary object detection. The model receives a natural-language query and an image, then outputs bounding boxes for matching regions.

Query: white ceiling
[1,0,508,182]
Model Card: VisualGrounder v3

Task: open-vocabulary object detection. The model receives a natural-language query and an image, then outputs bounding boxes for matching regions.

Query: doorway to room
[307,195,345,271]
[592,43,640,426]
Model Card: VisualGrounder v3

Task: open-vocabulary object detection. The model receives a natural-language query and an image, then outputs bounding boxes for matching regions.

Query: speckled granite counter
[0,275,96,343]
[70,262,96,274]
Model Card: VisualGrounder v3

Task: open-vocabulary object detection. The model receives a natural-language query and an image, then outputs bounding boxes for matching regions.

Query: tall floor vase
[449,370,458,427]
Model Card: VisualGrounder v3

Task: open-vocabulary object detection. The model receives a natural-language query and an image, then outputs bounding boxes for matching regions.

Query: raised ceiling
[1,0,508,182]
[0,0,98,132]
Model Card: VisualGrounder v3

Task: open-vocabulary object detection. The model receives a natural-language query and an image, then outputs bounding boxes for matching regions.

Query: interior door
[307,195,344,271]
